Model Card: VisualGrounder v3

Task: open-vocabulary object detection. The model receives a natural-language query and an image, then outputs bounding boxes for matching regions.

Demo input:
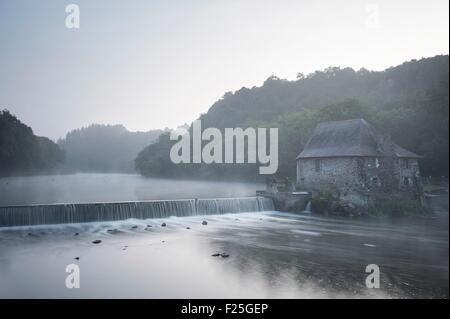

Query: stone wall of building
[297,157,361,194]
[297,156,423,209]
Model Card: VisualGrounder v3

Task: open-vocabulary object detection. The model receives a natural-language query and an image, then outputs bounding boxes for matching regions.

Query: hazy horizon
[1,0,449,140]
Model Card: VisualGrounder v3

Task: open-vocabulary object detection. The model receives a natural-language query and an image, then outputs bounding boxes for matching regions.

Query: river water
[0,173,264,205]
[0,174,448,298]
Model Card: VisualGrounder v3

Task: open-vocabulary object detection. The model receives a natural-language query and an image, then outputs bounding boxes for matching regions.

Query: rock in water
[186,227,190,230]
[74,257,80,260]
[211,253,220,257]
[131,225,138,229]
[202,221,208,225]
[220,253,230,258]
[161,223,167,227]
[92,240,102,244]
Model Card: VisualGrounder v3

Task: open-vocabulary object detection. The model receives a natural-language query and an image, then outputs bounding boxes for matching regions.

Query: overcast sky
[0,0,448,140]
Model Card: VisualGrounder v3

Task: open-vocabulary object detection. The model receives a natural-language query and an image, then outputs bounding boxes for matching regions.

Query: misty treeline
[0,113,164,175]
[136,55,449,181]
[0,110,64,175]
[58,125,165,173]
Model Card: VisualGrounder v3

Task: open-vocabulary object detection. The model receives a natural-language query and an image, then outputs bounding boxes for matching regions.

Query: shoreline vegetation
[309,190,447,217]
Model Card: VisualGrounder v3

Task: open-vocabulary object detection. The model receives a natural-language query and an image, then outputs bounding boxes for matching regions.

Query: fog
[1,0,448,139]
[0,173,264,206]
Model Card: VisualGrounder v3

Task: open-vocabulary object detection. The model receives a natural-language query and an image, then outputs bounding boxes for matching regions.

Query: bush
[368,196,430,216]
[311,191,337,214]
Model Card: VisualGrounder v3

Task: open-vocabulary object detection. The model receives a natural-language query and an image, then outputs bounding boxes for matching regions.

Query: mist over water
[0,173,264,206]
[0,212,447,298]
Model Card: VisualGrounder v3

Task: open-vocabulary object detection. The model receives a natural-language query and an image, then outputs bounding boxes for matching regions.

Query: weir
[0,197,274,227]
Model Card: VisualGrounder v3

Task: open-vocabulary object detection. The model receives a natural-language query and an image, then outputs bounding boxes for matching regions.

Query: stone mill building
[296,119,422,206]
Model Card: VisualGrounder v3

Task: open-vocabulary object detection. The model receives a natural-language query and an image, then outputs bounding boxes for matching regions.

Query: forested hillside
[136,55,449,181]
[59,124,165,173]
[0,110,64,175]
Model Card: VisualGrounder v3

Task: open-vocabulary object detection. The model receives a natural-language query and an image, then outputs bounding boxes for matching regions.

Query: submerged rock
[92,240,102,244]
[202,221,208,225]
[212,252,230,258]
[131,225,138,229]
[74,232,79,236]
[161,223,167,227]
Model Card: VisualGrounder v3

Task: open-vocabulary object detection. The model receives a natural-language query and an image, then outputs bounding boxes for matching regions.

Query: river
[0,174,448,298]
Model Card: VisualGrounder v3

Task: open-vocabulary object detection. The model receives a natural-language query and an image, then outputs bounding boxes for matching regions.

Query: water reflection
[0,212,447,298]
[202,213,449,298]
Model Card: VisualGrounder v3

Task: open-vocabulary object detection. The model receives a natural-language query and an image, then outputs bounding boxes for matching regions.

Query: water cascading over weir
[0,197,274,227]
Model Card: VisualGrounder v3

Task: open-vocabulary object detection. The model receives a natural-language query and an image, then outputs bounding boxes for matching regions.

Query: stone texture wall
[297,156,422,208]
[297,157,361,194]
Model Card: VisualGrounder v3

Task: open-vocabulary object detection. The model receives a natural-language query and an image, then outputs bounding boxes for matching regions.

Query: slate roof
[296,119,421,159]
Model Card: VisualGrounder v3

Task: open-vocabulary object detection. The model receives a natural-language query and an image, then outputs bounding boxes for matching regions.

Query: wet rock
[186,227,190,230]
[161,223,167,227]
[74,257,80,260]
[147,225,152,228]
[74,232,79,236]
[329,200,363,216]
[202,220,208,225]
[92,240,102,244]
[211,253,220,257]
[107,229,120,234]
[131,225,138,229]
[220,253,230,258]
[144,227,152,231]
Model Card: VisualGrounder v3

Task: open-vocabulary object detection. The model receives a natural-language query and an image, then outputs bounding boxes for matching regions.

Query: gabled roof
[296,119,421,159]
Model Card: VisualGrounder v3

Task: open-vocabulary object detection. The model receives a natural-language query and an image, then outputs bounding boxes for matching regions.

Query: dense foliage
[58,124,164,172]
[136,55,449,181]
[0,110,64,175]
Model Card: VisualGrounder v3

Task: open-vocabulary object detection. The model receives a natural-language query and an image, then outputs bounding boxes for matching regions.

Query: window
[314,159,321,172]
[402,159,410,169]
[403,177,410,186]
